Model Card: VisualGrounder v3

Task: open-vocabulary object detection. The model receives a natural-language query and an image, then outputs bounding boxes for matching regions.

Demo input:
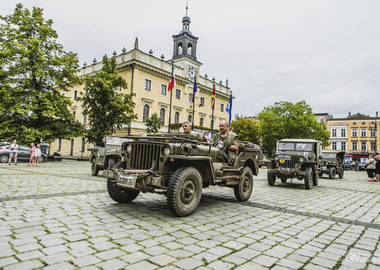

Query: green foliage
[230,116,260,144]
[0,4,84,144]
[145,113,162,133]
[258,101,330,156]
[79,55,137,145]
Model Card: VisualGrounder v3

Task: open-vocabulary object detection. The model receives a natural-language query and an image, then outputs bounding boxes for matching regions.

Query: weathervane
[186,0,188,16]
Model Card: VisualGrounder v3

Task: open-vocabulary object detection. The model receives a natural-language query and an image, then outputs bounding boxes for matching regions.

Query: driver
[182,121,203,141]
[211,120,239,165]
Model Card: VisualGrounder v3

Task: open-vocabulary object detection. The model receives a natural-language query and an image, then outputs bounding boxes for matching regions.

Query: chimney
[376,111,378,117]
[348,112,351,117]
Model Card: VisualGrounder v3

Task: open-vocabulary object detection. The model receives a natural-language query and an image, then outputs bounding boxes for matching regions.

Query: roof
[278,138,321,143]
[322,150,345,154]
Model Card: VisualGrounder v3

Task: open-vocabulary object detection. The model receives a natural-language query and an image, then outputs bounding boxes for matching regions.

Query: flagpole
[168,61,173,133]
[211,84,215,130]
[228,91,232,125]
[192,75,196,130]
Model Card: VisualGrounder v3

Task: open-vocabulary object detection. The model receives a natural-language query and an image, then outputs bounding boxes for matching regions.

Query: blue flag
[192,77,197,103]
[226,93,232,123]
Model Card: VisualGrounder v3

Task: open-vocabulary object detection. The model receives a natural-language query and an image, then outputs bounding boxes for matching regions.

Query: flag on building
[199,103,203,107]
[168,76,175,91]
[211,85,216,109]
[192,77,197,102]
[226,92,232,123]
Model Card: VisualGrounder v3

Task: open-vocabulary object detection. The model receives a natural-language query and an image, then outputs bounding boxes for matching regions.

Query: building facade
[326,112,380,161]
[51,13,231,157]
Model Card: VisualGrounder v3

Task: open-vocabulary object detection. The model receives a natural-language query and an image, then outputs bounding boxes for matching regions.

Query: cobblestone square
[1,161,380,269]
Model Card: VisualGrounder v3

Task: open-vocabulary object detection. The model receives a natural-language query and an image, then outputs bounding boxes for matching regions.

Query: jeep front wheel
[304,167,312,189]
[91,159,99,176]
[329,167,336,179]
[267,170,276,186]
[234,167,253,201]
[167,167,202,217]
[338,169,344,179]
[107,161,140,203]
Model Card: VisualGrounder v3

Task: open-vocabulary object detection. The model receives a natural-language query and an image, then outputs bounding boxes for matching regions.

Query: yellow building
[326,112,380,159]
[50,13,231,157]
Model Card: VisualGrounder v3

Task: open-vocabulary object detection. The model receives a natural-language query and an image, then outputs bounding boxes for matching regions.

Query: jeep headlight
[162,147,170,157]
[126,144,132,153]
[299,157,304,163]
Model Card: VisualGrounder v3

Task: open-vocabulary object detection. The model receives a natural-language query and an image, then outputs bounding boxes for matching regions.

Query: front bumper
[269,168,306,178]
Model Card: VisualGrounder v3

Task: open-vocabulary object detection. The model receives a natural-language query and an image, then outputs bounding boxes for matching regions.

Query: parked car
[0,144,47,163]
[0,142,10,147]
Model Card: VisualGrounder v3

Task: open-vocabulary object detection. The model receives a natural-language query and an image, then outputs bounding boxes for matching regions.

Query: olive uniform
[183,131,203,141]
[211,131,239,165]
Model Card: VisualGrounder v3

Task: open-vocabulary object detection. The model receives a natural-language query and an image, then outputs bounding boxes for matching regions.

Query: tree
[145,113,162,133]
[0,4,84,144]
[258,101,330,156]
[79,55,136,145]
[230,116,260,144]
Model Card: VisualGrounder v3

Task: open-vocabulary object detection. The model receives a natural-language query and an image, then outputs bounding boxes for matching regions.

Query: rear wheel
[234,167,253,201]
[267,170,276,186]
[107,161,140,203]
[38,156,44,163]
[91,159,99,176]
[304,167,312,189]
[329,167,336,179]
[167,167,202,217]
[338,169,344,179]
[0,154,9,163]
[313,169,319,186]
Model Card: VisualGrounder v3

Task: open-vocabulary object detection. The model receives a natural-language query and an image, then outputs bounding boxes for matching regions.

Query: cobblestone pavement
[1,161,380,270]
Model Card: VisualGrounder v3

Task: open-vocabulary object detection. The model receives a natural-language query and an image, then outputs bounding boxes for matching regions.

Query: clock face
[188,65,196,80]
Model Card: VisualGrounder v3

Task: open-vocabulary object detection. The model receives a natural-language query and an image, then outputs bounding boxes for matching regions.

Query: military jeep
[267,139,322,189]
[320,150,345,179]
[89,136,131,176]
[102,133,259,217]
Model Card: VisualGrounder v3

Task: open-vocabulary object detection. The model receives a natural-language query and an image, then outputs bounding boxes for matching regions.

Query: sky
[2,0,380,119]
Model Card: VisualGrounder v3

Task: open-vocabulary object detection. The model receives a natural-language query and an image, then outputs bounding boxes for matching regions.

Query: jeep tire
[0,154,9,163]
[234,167,253,202]
[304,167,312,189]
[329,167,336,179]
[91,159,99,176]
[338,169,344,179]
[313,168,319,186]
[107,161,140,203]
[167,167,202,217]
[267,170,276,186]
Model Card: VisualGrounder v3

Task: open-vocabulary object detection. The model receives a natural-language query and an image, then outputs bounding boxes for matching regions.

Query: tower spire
[186,0,188,17]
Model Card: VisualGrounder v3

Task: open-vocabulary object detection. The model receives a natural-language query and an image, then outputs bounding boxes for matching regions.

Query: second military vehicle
[320,150,345,179]
[102,133,260,217]
[267,139,322,189]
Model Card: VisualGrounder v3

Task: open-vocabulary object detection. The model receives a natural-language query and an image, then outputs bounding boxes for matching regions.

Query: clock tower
[172,5,202,81]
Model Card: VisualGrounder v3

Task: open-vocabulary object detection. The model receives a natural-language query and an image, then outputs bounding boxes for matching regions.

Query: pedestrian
[375,154,380,182]
[28,143,36,166]
[8,139,19,165]
[355,160,359,172]
[34,144,41,167]
[366,155,376,182]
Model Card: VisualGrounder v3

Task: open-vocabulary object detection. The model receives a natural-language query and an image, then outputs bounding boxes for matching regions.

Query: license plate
[279,156,291,160]
[280,167,290,171]
[117,174,137,188]
[322,166,326,170]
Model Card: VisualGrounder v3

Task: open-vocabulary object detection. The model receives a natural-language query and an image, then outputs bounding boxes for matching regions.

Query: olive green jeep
[102,133,259,216]
[267,139,322,189]
[320,150,345,179]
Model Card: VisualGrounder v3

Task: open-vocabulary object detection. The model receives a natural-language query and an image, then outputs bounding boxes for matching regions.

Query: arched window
[187,44,192,56]
[178,42,183,55]
[160,108,165,125]
[199,117,204,127]
[174,112,180,123]
[188,115,192,123]
[143,104,149,122]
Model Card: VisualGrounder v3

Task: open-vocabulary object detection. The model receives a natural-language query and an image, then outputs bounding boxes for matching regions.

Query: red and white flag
[168,76,175,91]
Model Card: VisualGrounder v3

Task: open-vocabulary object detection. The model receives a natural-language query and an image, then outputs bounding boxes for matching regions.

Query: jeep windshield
[278,142,313,152]
[322,153,336,159]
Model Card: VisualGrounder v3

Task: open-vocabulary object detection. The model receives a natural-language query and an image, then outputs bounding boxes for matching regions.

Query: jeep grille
[278,156,301,169]
[130,143,161,170]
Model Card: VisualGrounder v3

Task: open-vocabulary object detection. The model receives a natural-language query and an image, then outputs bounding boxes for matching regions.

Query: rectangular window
[353,122,357,125]
[371,142,376,151]
[73,90,78,100]
[361,142,367,151]
[332,129,337,137]
[361,128,367,137]
[161,84,167,95]
[361,121,366,125]
[352,128,357,137]
[200,97,205,107]
[188,93,193,103]
[81,137,85,153]
[370,129,376,137]
[352,142,357,150]
[144,79,152,91]
[82,115,87,126]
[332,142,337,150]
[341,129,346,137]
[57,138,61,151]
[220,103,224,112]
[341,142,346,151]
[175,89,181,99]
